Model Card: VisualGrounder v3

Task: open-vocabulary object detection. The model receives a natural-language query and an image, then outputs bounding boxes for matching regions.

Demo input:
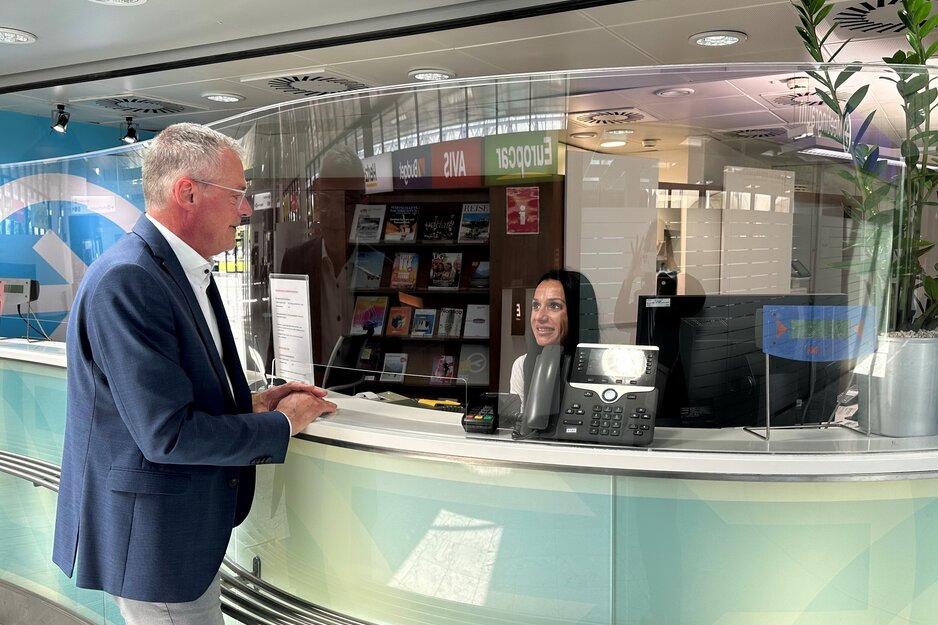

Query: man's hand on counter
[276,391,337,435]
[252,381,337,436]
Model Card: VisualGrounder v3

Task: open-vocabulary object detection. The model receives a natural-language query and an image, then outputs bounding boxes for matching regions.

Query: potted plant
[793,0,938,435]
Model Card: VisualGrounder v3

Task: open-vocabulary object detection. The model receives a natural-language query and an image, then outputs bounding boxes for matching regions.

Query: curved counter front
[4,342,938,625]
[232,396,938,624]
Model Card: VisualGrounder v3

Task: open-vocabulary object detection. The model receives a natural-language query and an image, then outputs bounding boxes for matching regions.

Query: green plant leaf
[859,145,881,173]
[900,73,929,96]
[901,139,921,165]
[815,3,834,24]
[806,70,824,84]
[834,65,861,89]
[837,167,858,181]
[854,110,876,144]
[828,39,850,61]
[925,39,938,60]
[870,211,895,226]
[904,50,923,65]
[921,15,938,38]
[868,183,894,209]
[815,88,842,114]
[844,84,869,114]
[911,129,938,143]
[884,50,908,64]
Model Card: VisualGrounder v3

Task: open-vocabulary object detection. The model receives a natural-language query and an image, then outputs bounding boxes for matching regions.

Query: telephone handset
[513,343,660,446]
[516,345,566,438]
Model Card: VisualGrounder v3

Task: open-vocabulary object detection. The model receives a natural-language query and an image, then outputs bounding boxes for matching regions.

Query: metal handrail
[0,448,375,625]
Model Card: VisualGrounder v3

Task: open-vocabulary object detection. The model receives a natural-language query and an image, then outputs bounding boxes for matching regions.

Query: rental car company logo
[398,157,426,186]
[363,160,379,186]
[493,135,554,175]
[485,131,561,183]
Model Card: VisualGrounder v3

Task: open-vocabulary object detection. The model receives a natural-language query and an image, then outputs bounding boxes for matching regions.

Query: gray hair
[142,123,245,209]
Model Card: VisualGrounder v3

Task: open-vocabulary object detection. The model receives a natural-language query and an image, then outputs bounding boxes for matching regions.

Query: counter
[4,341,938,625]
[300,395,938,480]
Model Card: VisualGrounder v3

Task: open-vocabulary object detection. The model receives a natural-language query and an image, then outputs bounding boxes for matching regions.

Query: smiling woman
[509,269,599,405]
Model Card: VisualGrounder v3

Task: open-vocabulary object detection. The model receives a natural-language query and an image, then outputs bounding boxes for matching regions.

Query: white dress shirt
[146,214,226,371]
[146,214,292,435]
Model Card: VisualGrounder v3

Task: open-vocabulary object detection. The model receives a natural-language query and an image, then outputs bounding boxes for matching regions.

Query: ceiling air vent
[265,74,368,97]
[761,91,830,108]
[573,108,656,125]
[93,97,187,115]
[835,0,904,34]
[728,127,788,139]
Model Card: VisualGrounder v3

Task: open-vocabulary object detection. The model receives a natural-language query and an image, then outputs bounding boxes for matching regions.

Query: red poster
[506,186,539,235]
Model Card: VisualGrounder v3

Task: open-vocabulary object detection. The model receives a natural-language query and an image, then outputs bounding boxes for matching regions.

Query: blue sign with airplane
[762,305,876,362]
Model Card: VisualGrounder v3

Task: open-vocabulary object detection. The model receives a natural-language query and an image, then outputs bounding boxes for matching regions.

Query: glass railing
[4,64,938,446]
[209,63,938,446]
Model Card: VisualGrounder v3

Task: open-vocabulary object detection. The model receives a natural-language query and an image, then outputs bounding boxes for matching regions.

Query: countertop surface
[5,339,938,481]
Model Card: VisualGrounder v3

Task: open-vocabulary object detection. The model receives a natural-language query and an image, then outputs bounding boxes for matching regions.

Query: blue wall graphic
[0,147,146,339]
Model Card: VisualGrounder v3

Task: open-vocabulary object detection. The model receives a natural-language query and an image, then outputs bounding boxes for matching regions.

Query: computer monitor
[636,294,848,428]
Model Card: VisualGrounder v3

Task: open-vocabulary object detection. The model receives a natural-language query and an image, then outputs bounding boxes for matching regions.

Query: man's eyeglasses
[192,178,248,207]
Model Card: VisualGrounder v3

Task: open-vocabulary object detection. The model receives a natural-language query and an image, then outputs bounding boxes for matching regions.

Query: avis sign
[430,138,482,188]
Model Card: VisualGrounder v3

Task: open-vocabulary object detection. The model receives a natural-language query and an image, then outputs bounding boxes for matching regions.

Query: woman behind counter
[509,269,599,405]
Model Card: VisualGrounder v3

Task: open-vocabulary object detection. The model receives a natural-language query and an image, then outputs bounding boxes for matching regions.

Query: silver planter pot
[857,336,938,437]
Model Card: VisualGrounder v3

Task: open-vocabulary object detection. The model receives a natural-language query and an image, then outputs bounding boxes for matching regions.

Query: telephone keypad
[556,386,657,447]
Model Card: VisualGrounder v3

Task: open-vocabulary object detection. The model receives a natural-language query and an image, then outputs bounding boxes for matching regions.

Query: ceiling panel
[641,95,770,121]
[692,110,787,131]
[607,3,810,64]
[1,0,526,75]
[454,30,657,74]
[583,0,795,25]
[422,10,602,47]
[0,0,916,135]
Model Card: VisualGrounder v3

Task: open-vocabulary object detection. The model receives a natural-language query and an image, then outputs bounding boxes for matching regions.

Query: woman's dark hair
[522,269,600,393]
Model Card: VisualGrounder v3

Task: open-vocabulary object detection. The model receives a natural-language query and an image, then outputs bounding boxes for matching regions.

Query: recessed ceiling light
[0,27,37,44]
[408,68,454,82]
[785,76,811,91]
[570,132,598,139]
[599,140,627,148]
[203,93,245,103]
[87,0,147,5]
[655,87,696,98]
[689,30,747,47]
[606,129,635,136]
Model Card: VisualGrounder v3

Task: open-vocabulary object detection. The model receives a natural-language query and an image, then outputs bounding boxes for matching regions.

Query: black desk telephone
[514,343,659,446]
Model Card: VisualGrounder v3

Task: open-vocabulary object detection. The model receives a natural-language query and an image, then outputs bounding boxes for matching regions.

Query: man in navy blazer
[53,123,336,624]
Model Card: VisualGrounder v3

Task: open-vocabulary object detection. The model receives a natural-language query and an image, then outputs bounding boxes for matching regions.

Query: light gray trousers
[113,573,225,625]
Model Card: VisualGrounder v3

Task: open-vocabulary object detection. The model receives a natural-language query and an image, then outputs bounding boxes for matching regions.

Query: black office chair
[321,325,375,393]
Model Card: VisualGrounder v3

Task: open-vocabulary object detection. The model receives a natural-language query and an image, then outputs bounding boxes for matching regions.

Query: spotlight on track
[51,104,70,133]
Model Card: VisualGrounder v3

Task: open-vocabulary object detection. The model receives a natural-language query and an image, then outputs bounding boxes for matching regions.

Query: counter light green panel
[233,440,938,625]
[0,359,124,624]
[0,359,68,462]
[0,474,124,625]
[233,442,616,624]
[615,478,938,624]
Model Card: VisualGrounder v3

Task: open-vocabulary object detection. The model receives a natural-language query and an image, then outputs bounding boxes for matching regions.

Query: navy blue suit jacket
[53,216,290,602]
